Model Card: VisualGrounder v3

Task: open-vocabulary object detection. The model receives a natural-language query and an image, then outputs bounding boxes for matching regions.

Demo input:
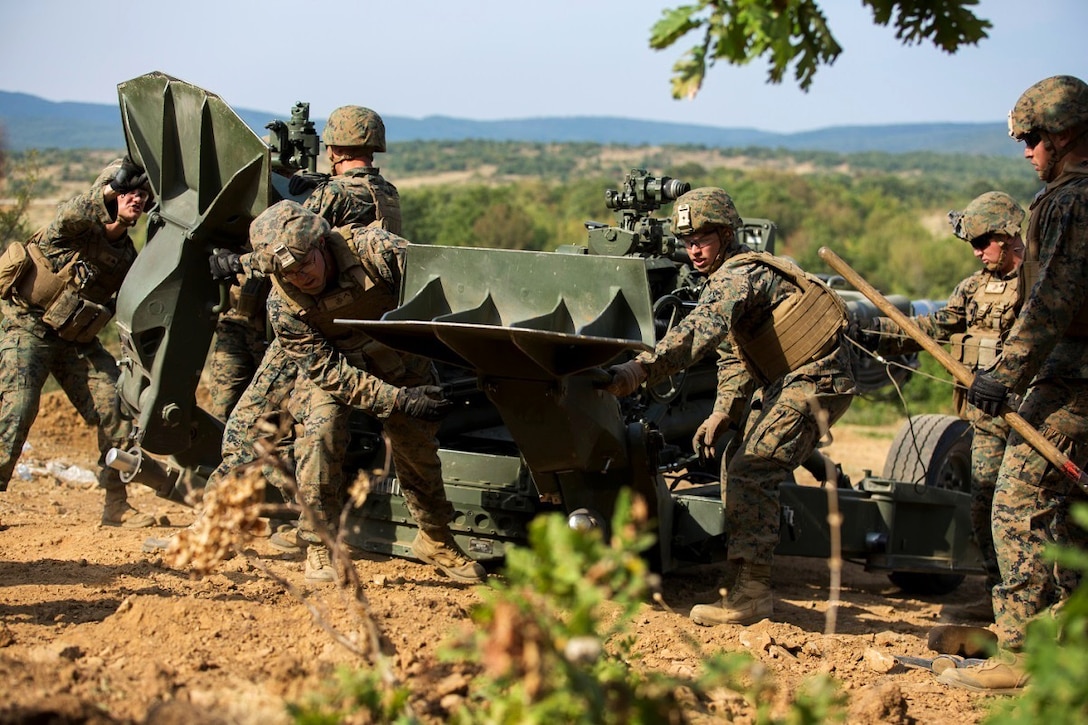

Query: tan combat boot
[269,524,302,554]
[412,529,487,584]
[936,651,1029,693]
[304,544,336,583]
[690,562,773,626]
[101,486,155,529]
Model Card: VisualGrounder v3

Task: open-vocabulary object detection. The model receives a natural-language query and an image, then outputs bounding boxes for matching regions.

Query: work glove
[209,249,244,281]
[110,157,149,193]
[966,372,1009,417]
[603,360,648,397]
[848,318,882,353]
[395,385,452,422]
[288,171,330,196]
[692,411,731,463]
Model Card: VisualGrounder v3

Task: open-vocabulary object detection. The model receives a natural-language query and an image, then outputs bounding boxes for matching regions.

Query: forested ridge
[7,141,1037,302]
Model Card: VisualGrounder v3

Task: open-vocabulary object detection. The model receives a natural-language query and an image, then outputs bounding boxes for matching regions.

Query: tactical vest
[271,230,404,378]
[1022,168,1088,336]
[5,228,136,342]
[949,273,1020,418]
[228,273,271,320]
[353,173,402,235]
[725,252,847,385]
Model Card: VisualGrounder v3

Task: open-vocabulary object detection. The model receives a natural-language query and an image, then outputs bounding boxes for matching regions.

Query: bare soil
[0,391,1003,724]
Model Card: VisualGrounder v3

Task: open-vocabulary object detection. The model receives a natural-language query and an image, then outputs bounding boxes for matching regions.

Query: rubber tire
[882,413,973,493]
[887,570,966,596]
[882,414,974,595]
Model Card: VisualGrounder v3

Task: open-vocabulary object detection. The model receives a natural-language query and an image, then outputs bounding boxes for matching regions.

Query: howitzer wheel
[882,414,973,492]
[883,414,974,595]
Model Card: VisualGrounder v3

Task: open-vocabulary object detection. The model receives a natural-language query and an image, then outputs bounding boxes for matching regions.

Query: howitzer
[107,73,981,592]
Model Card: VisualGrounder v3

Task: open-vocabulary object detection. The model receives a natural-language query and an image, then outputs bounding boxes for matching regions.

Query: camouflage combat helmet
[322,105,387,152]
[93,158,154,205]
[249,200,330,273]
[671,187,741,237]
[948,191,1025,243]
[1008,75,1088,140]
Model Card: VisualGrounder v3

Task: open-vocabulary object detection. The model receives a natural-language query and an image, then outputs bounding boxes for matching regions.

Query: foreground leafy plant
[288,667,415,725]
[442,490,845,724]
[285,488,845,723]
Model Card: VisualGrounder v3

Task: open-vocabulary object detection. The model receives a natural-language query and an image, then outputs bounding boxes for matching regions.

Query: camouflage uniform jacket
[1,186,137,338]
[266,226,408,419]
[990,166,1088,391]
[873,268,1020,357]
[303,167,401,232]
[637,247,855,413]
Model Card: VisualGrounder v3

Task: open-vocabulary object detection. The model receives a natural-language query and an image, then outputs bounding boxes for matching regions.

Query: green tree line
[379,141,1037,303]
[2,142,1039,422]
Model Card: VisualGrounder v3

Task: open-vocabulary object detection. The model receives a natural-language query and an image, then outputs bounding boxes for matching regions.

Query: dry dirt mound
[0,392,999,723]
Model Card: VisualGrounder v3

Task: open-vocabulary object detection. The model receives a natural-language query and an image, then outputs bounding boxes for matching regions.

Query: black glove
[288,171,330,196]
[966,372,1009,416]
[110,157,149,193]
[395,385,452,421]
[848,318,881,353]
[209,250,243,281]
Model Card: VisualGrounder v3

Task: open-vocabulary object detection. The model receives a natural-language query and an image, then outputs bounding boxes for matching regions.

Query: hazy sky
[2,0,1083,133]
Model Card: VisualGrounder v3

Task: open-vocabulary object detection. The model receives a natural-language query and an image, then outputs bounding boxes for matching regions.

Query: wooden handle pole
[818,246,1088,494]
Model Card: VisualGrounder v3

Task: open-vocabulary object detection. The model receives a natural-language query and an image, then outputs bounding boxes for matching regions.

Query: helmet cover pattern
[1008,75,1088,139]
[948,191,1025,243]
[671,187,741,237]
[322,105,387,152]
[249,200,330,272]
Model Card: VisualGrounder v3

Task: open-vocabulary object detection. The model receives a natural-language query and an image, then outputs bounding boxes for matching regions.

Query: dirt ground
[0,391,1005,724]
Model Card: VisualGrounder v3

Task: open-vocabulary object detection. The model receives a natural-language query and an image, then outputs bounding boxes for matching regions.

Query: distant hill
[0,90,1017,157]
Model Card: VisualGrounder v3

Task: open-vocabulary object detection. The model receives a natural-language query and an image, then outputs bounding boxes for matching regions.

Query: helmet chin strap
[984,245,1006,273]
[1039,133,1062,181]
[707,228,740,274]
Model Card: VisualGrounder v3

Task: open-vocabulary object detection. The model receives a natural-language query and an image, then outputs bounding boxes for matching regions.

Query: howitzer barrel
[106,446,183,500]
[819,246,1088,494]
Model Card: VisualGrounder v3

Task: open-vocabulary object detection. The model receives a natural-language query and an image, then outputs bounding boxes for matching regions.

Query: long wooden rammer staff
[819,245,1088,495]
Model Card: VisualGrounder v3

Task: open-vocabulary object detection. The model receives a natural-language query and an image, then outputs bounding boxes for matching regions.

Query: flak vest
[1022,167,1088,337]
[724,251,847,386]
[270,231,405,380]
[354,173,402,235]
[0,227,136,342]
[949,272,1020,418]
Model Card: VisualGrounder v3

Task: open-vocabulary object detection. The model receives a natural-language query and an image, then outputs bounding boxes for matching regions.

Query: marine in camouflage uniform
[209,105,403,504]
[940,75,1088,693]
[0,158,155,528]
[605,187,856,626]
[866,191,1026,620]
[205,105,401,423]
[205,283,270,422]
[214,200,484,585]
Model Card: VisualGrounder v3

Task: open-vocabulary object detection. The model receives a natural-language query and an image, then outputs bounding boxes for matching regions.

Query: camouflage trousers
[970,412,1009,590]
[992,378,1088,649]
[205,310,268,422]
[721,377,854,567]
[209,339,296,493]
[210,339,454,541]
[0,318,128,491]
